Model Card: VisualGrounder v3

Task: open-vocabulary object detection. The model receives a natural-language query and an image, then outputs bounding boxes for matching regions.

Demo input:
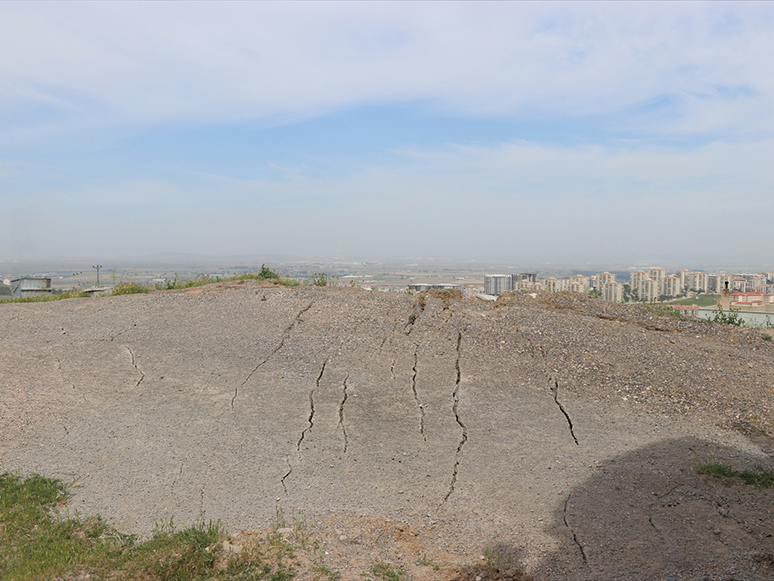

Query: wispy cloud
[2,3,773,144]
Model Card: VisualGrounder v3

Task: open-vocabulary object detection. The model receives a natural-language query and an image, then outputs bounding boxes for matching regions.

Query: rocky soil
[1,282,773,580]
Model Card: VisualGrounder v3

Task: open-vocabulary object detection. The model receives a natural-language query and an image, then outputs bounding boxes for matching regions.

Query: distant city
[2,260,774,314]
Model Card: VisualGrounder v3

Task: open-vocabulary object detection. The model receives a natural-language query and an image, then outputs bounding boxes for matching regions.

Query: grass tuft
[697,461,774,488]
[365,562,409,581]
[112,282,150,295]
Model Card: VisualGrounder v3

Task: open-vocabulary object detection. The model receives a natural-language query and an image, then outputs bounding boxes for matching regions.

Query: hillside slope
[1,283,773,580]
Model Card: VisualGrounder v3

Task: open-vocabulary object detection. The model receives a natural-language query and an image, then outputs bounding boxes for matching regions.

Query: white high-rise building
[603,281,623,303]
[484,274,512,296]
[663,276,680,297]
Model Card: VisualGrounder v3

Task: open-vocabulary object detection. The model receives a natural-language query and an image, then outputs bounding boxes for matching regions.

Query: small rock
[277,527,293,536]
[339,534,347,541]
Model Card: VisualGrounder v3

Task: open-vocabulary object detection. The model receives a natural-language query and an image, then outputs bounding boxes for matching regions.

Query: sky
[2,1,774,266]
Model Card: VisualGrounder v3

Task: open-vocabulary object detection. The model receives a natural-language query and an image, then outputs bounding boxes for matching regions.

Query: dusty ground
[1,283,773,580]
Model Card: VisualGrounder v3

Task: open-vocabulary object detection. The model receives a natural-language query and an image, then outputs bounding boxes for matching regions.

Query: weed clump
[697,461,774,488]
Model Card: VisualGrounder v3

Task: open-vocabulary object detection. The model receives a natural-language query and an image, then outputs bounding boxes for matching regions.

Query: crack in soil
[171,461,184,497]
[338,373,350,452]
[171,452,191,498]
[109,323,136,342]
[444,329,467,502]
[298,360,327,452]
[125,345,145,388]
[411,347,426,441]
[405,298,426,335]
[280,458,292,494]
[232,301,314,411]
[551,380,579,445]
[563,494,587,566]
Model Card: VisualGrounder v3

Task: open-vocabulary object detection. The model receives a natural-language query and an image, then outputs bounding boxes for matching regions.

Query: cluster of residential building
[478,269,774,306]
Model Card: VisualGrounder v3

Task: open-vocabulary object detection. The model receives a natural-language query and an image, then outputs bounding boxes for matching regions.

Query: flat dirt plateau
[2,282,774,581]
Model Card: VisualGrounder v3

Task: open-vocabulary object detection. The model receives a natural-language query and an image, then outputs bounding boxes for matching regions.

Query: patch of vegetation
[0,283,10,296]
[0,471,299,581]
[697,461,774,488]
[762,333,772,341]
[644,303,685,320]
[365,562,409,581]
[112,282,150,295]
[671,294,719,307]
[311,272,330,287]
[0,289,89,304]
[710,309,745,327]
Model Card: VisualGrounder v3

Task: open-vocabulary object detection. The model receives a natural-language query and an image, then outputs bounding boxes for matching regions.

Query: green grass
[365,562,409,581]
[671,294,720,307]
[112,282,150,295]
[0,472,298,581]
[697,461,774,488]
[0,289,90,304]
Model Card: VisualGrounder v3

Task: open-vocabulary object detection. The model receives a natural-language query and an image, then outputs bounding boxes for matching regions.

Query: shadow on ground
[520,436,774,581]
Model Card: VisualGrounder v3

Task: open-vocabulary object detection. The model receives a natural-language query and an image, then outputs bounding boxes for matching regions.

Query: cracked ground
[1,283,773,580]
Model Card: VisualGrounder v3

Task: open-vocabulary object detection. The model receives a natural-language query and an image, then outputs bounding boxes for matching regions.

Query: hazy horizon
[3,2,773,264]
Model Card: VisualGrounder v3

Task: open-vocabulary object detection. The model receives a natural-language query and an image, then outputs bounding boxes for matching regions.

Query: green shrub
[710,309,745,327]
[311,273,329,287]
[112,282,150,295]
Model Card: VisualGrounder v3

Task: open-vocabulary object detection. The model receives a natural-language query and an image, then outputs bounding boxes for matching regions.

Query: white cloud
[1,2,773,143]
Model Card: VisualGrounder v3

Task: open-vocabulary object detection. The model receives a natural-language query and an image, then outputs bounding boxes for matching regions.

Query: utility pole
[93,265,102,287]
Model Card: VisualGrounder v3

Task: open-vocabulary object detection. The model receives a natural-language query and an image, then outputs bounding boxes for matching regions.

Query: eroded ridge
[125,345,145,388]
[338,373,350,452]
[444,329,467,502]
[232,301,314,410]
[411,347,426,441]
[564,494,587,565]
[551,380,579,445]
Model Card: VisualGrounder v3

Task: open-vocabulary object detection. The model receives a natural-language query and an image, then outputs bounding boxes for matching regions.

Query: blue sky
[2,2,774,265]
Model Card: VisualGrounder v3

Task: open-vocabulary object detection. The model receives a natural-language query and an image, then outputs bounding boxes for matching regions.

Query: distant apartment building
[514,279,544,292]
[647,268,667,295]
[663,275,680,297]
[569,275,590,292]
[640,278,661,302]
[714,274,731,292]
[629,271,647,298]
[462,285,485,300]
[688,272,709,293]
[602,281,623,303]
[597,272,617,287]
[732,277,749,292]
[484,274,512,296]
[730,292,774,307]
[543,277,565,293]
[677,269,692,292]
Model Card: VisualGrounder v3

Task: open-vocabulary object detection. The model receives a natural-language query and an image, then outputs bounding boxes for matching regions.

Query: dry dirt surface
[1,283,773,580]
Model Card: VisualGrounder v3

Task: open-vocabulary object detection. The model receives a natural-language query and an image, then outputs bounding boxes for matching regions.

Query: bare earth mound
[1,283,773,580]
